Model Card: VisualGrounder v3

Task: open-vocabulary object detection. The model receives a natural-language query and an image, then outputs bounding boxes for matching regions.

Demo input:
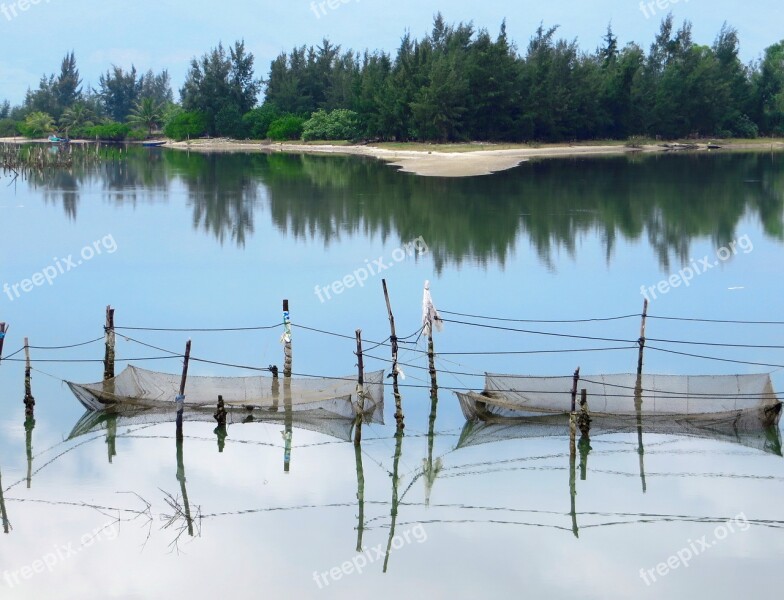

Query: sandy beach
[161,138,784,177]
[4,136,783,177]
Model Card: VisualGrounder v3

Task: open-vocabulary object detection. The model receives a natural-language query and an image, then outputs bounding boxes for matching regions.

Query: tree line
[2,13,783,143]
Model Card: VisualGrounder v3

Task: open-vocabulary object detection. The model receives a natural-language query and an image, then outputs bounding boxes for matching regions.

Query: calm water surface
[0,148,783,599]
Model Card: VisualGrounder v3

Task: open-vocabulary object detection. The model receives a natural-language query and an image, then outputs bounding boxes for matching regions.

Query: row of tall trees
[3,15,783,142]
[264,14,784,141]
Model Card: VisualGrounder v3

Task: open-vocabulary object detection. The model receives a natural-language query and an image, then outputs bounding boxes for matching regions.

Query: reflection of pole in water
[176,435,194,537]
[569,413,578,538]
[383,430,404,573]
[634,374,647,494]
[25,414,35,488]
[354,443,365,552]
[423,391,442,507]
[283,376,292,473]
[635,301,648,493]
[105,414,117,464]
[0,466,10,534]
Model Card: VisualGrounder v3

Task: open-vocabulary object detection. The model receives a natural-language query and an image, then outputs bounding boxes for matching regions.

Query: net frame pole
[283,299,292,378]
[0,322,7,362]
[382,279,404,429]
[103,305,115,381]
[354,329,364,447]
[176,340,191,441]
[23,337,34,417]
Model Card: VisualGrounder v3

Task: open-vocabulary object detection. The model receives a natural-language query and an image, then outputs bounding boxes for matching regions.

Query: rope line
[440,309,640,324]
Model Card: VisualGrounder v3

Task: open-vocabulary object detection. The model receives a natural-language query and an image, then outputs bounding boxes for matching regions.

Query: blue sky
[0,0,782,105]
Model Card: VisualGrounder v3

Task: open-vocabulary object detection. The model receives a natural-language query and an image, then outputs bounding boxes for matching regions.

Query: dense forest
[2,13,783,143]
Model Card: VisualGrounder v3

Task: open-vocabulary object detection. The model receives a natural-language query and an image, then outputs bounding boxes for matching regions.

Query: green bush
[84,122,131,141]
[214,104,246,138]
[127,128,149,141]
[242,104,280,139]
[302,109,361,141]
[0,118,19,137]
[267,115,305,141]
[164,111,207,141]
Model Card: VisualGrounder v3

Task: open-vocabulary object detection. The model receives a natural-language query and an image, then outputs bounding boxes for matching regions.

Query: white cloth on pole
[422,280,443,337]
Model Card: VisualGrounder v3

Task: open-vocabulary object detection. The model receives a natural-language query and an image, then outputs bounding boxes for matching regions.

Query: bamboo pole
[23,338,34,417]
[570,367,580,413]
[382,280,404,429]
[176,340,191,441]
[214,395,227,453]
[25,414,35,487]
[569,418,578,538]
[103,305,115,381]
[637,299,649,378]
[283,300,292,378]
[0,322,7,361]
[427,335,438,400]
[354,329,365,447]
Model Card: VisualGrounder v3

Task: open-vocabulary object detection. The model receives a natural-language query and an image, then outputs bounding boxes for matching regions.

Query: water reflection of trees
[27,147,784,270]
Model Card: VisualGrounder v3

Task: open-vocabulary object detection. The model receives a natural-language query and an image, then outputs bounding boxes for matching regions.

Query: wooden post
[214,396,227,453]
[382,280,404,429]
[637,299,648,378]
[214,396,227,427]
[25,414,35,487]
[569,416,578,538]
[282,300,292,378]
[354,329,364,447]
[103,306,115,381]
[176,340,191,441]
[0,322,7,361]
[570,367,580,413]
[270,364,280,412]
[428,335,438,400]
[577,389,591,481]
[23,338,34,417]
[577,388,591,437]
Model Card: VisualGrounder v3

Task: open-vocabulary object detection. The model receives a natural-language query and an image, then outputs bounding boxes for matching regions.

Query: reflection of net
[455,414,783,456]
[68,401,384,443]
[457,373,781,427]
[68,366,384,421]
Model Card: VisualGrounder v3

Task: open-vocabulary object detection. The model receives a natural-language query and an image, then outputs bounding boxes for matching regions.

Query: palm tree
[60,102,94,138]
[23,112,56,138]
[127,97,164,137]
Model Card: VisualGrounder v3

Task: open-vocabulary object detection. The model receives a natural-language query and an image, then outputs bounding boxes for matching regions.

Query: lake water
[1,147,783,599]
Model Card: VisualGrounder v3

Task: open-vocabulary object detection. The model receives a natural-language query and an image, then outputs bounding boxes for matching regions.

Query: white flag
[422,280,443,337]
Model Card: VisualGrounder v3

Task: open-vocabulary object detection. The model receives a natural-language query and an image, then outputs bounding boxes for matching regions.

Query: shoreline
[3,137,783,178]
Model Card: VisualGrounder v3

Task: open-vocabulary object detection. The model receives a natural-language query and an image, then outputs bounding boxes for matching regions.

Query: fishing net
[68,401,381,443]
[457,373,781,428]
[454,413,783,456]
[68,366,385,421]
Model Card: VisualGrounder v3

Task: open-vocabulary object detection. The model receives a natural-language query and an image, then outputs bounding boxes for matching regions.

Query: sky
[0,0,783,106]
